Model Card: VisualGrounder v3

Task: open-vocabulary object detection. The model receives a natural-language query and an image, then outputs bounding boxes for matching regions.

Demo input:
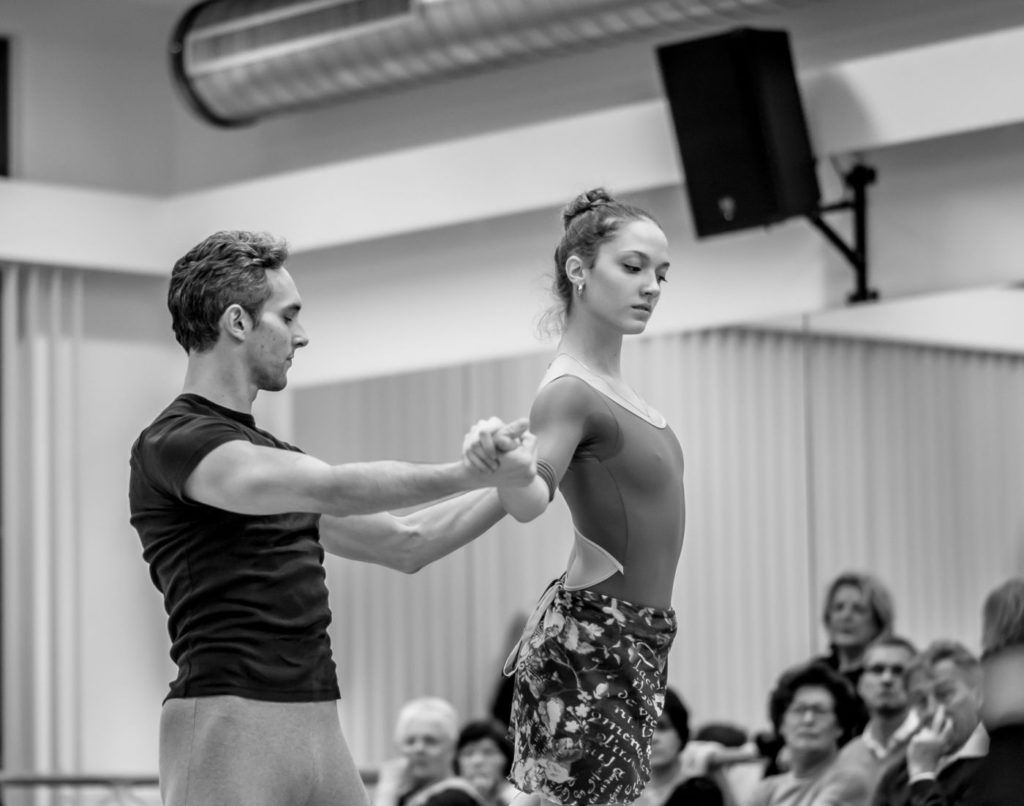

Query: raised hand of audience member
[905,705,954,779]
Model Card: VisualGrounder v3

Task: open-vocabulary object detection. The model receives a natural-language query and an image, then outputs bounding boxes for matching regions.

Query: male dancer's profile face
[246,267,308,392]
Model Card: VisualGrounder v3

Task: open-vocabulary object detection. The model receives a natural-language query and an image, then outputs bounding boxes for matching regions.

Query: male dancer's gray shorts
[160,695,368,806]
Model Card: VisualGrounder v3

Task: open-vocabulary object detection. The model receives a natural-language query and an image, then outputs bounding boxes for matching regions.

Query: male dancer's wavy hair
[168,230,289,353]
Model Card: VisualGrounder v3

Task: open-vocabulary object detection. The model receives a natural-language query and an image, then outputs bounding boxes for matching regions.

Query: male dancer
[129,230,535,806]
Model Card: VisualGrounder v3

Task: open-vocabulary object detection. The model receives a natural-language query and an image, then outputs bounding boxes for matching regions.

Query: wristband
[536,459,557,502]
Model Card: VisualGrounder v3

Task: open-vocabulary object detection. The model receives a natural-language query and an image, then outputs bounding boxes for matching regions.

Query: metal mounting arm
[806,163,879,303]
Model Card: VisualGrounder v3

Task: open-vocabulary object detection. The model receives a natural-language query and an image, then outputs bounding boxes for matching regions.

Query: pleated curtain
[294,325,1024,766]
[1,263,84,803]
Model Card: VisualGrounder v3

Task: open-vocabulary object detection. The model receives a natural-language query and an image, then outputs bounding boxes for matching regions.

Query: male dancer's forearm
[398,489,508,572]
[320,489,506,573]
[321,460,495,516]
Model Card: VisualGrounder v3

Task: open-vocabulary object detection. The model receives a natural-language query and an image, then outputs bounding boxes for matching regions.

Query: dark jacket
[872,756,985,806]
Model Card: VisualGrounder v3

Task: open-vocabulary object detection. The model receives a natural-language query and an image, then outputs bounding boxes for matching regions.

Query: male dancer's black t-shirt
[129,393,339,702]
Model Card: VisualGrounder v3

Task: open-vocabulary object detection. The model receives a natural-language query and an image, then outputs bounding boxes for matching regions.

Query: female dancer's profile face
[573,218,670,336]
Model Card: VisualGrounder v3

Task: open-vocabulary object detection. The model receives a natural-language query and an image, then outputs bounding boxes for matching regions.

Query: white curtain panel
[1,263,84,799]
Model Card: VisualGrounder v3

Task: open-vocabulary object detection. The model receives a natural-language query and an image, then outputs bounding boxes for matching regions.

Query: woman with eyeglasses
[748,663,871,806]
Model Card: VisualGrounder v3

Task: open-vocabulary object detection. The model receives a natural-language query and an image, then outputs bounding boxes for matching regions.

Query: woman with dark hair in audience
[453,720,517,806]
[748,663,870,806]
[635,688,724,806]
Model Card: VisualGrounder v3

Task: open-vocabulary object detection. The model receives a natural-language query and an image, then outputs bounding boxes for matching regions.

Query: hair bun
[561,187,614,230]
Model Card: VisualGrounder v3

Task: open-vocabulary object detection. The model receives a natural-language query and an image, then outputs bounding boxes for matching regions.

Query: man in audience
[872,640,988,806]
[748,662,870,806]
[837,636,919,798]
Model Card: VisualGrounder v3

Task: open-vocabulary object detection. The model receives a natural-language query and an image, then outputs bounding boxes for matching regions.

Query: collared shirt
[862,711,920,761]
[909,722,989,783]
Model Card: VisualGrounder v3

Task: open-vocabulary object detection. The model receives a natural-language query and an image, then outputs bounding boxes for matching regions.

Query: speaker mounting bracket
[806,163,878,304]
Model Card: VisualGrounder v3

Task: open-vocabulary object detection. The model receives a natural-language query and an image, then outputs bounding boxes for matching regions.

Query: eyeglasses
[865,663,907,677]
[785,703,834,720]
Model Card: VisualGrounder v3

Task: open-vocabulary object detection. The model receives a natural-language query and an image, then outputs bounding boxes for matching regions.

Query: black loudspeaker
[657,28,820,237]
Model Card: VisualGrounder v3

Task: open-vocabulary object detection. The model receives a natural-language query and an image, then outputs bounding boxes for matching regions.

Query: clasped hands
[462,416,537,487]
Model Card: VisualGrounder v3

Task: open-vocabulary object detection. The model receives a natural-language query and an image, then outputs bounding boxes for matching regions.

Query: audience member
[748,663,870,806]
[817,572,895,705]
[455,719,536,806]
[872,640,988,806]
[634,688,725,806]
[374,698,481,806]
[975,577,1024,806]
[759,571,894,774]
[836,637,919,799]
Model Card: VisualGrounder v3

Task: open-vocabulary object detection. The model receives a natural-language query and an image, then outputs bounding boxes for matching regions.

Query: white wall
[3,0,179,192]
[285,122,1024,387]
[77,272,183,770]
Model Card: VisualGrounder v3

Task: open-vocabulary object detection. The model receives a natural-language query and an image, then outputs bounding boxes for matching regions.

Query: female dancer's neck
[556,332,622,378]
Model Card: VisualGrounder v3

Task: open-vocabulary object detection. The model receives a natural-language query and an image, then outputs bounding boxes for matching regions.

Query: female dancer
[495,188,686,806]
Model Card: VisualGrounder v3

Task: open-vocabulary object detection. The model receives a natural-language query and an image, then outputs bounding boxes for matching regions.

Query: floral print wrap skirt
[506,578,677,806]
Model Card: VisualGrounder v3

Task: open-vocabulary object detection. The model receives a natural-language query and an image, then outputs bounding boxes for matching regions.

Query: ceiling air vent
[172,0,415,125]
[171,0,825,126]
